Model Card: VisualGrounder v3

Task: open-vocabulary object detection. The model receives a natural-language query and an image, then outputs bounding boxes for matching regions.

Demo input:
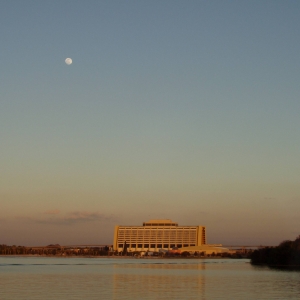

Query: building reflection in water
[113,262,206,299]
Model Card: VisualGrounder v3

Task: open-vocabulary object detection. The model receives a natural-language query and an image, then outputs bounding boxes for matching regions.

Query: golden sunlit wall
[113,220,206,252]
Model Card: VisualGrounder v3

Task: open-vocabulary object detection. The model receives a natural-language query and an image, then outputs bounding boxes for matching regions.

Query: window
[118,244,123,248]
[177,244,182,248]
[138,244,142,248]
[157,244,162,248]
[163,244,168,248]
[144,244,149,248]
[150,244,155,248]
[131,244,136,248]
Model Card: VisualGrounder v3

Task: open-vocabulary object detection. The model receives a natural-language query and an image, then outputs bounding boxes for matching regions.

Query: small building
[179,244,230,255]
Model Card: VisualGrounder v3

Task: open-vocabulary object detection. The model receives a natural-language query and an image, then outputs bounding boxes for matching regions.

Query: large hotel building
[113,219,206,252]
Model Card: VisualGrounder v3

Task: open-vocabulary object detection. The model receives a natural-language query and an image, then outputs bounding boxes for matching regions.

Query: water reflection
[1,258,300,300]
[113,263,206,299]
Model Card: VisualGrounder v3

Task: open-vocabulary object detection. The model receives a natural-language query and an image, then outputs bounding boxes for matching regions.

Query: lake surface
[0,257,300,299]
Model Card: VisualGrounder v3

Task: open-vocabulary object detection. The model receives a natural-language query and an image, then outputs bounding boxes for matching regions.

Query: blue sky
[1,0,299,246]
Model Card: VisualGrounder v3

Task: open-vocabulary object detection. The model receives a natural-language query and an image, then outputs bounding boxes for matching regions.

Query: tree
[181,251,190,257]
[251,235,300,267]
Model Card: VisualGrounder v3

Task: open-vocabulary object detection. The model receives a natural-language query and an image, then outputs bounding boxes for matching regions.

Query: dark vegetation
[0,243,251,259]
[163,251,245,258]
[250,236,300,267]
[0,244,248,258]
[0,244,111,256]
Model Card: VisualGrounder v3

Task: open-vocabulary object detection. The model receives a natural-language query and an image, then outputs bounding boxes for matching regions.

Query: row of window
[118,239,195,241]
[119,229,197,231]
[118,233,197,236]
[118,244,196,249]
[119,230,196,235]
[118,237,195,239]
[117,237,197,240]
[118,237,196,239]
[142,223,178,226]
[118,241,195,244]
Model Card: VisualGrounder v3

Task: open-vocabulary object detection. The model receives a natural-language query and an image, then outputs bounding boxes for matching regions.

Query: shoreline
[0,254,238,259]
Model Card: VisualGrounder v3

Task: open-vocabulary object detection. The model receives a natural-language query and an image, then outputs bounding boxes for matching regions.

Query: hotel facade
[113,219,206,252]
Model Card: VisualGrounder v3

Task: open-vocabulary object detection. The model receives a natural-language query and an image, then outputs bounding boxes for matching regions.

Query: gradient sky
[1,0,299,246]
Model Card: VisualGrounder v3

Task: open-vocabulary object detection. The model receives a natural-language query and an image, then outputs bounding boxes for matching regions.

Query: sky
[1,0,299,246]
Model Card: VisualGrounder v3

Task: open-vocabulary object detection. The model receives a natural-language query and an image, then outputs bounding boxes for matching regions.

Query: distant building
[113,219,207,252]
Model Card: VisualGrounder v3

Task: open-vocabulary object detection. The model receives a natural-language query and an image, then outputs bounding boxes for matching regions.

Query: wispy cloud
[36,211,112,225]
[44,209,60,215]
[65,211,105,222]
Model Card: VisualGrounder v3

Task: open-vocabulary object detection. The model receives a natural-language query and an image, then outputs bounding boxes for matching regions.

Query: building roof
[147,219,173,223]
[143,219,178,226]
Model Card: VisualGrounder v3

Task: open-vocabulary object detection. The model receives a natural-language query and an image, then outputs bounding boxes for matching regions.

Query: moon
[65,58,72,65]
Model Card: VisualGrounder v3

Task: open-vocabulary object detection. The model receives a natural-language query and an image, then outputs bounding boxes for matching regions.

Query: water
[0,257,300,299]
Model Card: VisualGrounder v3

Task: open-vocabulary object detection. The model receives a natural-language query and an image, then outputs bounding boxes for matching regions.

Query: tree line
[250,235,300,267]
[0,244,111,256]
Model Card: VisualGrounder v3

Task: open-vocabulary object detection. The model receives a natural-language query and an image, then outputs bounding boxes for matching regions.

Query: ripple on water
[0,258,300,300]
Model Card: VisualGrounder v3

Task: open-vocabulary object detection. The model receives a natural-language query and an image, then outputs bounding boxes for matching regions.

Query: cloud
[12,211,115,226]
[64,211,105,222]
[35,211,112,225]
[44,209,60,215]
